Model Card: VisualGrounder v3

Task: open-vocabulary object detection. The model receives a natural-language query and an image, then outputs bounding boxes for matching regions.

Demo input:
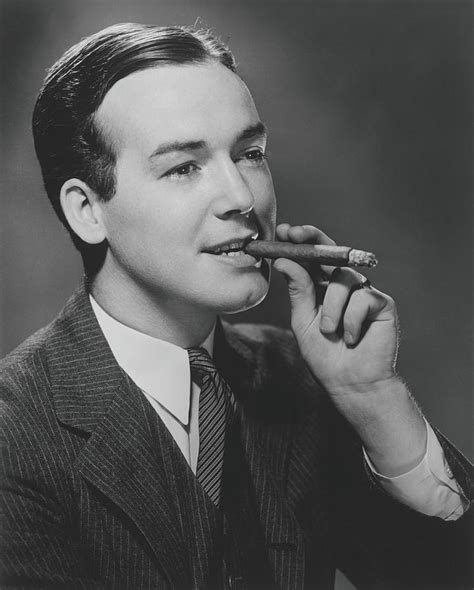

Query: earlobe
[60,179,107,245]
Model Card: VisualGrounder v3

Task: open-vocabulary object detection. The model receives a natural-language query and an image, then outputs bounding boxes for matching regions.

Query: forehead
[95,62,260,153]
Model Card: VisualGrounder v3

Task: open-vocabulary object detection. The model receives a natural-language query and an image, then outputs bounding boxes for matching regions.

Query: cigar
[244,240,378,268]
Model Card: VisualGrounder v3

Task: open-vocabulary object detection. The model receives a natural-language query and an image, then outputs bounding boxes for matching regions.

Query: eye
[239,148,268,167]
[164,162,200,179]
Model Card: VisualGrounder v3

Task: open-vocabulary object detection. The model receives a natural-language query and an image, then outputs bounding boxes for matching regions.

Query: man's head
[33,23,237,272]
[33,23,276,329]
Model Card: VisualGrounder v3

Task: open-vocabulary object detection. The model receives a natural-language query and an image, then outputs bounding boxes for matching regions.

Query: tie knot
[187,347,217,380]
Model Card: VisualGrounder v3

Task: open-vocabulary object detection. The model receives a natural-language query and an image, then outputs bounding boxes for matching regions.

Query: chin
[225,291,268,315]
[214,277,270,315]
[228,262,271,313]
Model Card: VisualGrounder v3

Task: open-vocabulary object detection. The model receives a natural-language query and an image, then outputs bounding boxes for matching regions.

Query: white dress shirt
[90,295,468,520]
[90,295,213,473]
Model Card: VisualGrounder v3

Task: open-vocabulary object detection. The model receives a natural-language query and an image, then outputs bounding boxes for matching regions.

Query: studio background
[1,0,471,486]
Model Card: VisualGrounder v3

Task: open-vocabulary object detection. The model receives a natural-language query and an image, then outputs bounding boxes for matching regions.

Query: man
[0,23,471,589]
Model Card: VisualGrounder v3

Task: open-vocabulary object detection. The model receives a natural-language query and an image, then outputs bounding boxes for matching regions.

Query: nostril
[240,203,255,217]
[220,208,252,220]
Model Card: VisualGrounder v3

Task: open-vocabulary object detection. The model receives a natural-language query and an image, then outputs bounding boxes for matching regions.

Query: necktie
[187,347,233,506]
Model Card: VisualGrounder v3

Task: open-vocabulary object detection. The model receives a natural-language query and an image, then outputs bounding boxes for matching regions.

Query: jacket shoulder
[222,321,299,359]
[1,320,51,365]
[0,318,64,449]
[221,321,318,398]
[0,318,60,393]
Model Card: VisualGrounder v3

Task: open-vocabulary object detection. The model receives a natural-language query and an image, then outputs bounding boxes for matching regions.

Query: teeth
[216,242,243,254]
[219,250,243,256]
[224,242,243,252]
[211,234,259,254]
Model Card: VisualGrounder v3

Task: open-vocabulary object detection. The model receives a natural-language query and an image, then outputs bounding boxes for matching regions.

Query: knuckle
[288,276,315,298]
[370,289,393,305]
[385,294,395,306]
[382,294,396,311]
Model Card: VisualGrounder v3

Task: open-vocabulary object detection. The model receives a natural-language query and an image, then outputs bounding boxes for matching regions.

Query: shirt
[90,296,468,521]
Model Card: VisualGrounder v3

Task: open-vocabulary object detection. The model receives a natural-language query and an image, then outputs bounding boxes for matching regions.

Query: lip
[206,250,262,269]
[202,232,263,269]
[203,232,259,254]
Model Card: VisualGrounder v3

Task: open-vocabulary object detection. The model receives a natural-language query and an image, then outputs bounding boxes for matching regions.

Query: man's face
[95,62,276,316]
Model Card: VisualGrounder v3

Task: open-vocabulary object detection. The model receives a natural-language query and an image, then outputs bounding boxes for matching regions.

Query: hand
[273,224,399,405]
[273,223,427,474]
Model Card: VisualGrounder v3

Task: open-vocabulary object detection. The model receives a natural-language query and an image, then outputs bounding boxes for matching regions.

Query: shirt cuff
[363,418,470,520]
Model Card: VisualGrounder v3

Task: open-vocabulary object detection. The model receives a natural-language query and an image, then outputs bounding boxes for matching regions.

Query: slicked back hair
[32,23,236,274]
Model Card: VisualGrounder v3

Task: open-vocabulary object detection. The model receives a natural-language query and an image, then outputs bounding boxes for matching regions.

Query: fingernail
[320,316,335,333]
[344,331,354,345]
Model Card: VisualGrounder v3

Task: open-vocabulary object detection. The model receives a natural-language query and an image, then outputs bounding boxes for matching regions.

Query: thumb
[273,257,319,322]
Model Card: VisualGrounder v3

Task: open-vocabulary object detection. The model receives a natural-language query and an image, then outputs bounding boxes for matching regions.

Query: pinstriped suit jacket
[1,285,472,589]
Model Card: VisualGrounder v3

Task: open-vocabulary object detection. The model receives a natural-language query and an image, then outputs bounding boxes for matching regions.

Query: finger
[275,223,291,241]
[276,223,336,246]
[276,224,337,278]
[343,289,395,345]
[273,257,318,321]
[319,268,367,335]
[290,225,336,246]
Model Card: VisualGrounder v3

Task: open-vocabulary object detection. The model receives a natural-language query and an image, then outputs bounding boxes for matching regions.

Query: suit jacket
[0,285,472,590]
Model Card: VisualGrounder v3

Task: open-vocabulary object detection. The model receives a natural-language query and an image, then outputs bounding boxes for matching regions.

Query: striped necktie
[187,347,233,507]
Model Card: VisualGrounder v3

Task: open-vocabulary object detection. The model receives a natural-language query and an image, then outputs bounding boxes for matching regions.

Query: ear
[60,179,107,244]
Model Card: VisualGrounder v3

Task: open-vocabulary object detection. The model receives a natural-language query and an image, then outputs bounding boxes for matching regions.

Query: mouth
[203,232,263,268]
[203,232,260,257]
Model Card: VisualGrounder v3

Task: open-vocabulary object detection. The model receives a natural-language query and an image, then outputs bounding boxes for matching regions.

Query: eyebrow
[235,121,267,143]
[148,121,268,160]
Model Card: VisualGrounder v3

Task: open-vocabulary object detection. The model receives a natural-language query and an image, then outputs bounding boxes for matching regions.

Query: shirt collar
[89,295,214,427]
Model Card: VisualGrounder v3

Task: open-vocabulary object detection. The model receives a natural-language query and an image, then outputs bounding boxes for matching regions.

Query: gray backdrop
[1,2,471,467]
[1,3,472,588]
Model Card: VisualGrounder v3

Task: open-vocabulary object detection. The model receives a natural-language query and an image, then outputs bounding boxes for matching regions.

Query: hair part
[32,23,236,274]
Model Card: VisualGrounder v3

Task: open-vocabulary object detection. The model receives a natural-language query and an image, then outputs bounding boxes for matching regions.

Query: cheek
[103,195,203,267]
[256,179,277,232]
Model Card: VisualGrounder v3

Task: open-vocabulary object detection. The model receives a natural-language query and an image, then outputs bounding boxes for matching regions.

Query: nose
[212,158,256,219]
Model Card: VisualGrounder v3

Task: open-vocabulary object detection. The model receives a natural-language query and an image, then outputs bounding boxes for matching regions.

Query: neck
[89,270,217,349]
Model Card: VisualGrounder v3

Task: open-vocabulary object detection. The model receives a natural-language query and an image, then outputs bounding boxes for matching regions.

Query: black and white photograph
[1,1,472,588]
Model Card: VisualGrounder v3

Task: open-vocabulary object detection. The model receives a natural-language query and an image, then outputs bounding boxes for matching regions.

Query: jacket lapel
[216,322,306,590]
[47,286,308,589]
[48,285,191,588]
